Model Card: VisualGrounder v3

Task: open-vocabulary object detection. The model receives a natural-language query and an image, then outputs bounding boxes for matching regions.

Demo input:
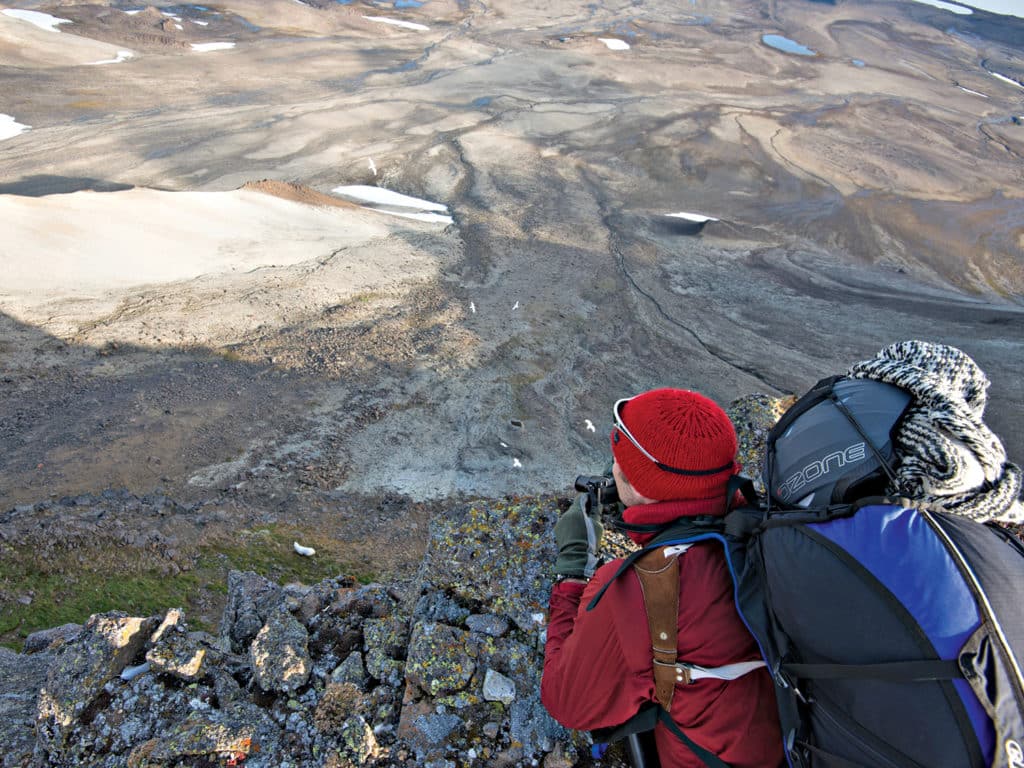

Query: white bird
[585,419,596,432]
[368,157,377,176]
[513,458,522,468]
[293,542,316,557]
[470,301,476,313]
[500,441,509,448]
[512,301,519,311]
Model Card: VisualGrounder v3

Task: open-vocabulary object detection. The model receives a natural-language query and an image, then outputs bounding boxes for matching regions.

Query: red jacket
[541,498,785,768]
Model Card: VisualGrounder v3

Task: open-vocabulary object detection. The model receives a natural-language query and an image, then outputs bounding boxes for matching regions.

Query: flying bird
[513,458,522,468]
[470,301,476,313]
[368,157,377,176]
[585,419,596,432]
[512,301,519,311]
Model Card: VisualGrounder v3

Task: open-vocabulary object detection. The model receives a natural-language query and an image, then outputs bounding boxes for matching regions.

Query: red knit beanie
[610,388,738,502]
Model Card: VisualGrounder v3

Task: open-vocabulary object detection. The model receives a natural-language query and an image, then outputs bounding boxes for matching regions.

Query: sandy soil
[1,0,1022,552]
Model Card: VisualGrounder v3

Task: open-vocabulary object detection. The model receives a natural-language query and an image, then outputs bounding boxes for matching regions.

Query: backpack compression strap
[586,516,725,611]
[592,704,735,768]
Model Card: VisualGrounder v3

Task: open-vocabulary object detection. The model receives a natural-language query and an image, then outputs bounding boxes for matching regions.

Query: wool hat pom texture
[610,388,738,502]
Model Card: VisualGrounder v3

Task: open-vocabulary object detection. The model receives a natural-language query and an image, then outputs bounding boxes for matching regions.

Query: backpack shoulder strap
[633,546,682,710]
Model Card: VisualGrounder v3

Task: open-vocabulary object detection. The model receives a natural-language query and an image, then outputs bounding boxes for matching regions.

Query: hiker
[541,388,785,767]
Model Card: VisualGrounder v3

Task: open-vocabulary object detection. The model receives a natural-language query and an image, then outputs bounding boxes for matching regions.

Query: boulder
[314,681,369,735]
[36,611,159,753]
[249,608,311,694]
[483,668,516,705]
[466,613,510,637]
[219,571,283,654]
[362,615,409,687]
[330,650,368,688]
[0,647,53,768]
[22,622,82,654]
[146,613,212,683]
[127,708,259,766]
[404,621,475,697]
[418,499,556,633]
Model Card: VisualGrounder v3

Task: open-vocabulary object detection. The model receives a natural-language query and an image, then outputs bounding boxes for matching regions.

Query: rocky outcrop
[36,613,161,756]
[1,494,602,768]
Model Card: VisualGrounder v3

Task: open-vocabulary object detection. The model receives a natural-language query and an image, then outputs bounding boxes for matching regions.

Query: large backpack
[589,376,1024,768]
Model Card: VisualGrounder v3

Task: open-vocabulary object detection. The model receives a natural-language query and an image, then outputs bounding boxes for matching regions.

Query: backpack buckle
[675,664,693,685]
[772,660,807,702]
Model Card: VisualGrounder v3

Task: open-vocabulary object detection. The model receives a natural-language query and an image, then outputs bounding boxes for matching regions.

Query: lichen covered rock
[314,682,369,734]
[37,611,160,754]
[0,647,52,768]
[145,609,212,682]
[250,608,311,694]
[405,621,475,697]
[220,570,284,654]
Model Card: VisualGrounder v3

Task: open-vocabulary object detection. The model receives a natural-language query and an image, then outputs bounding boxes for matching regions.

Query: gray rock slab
[0,647,52,768]
[466,613,510,637]
[330,650,368,688]
[405,622,475,697]
[36,612,159,752]
[482,668,516,705]
[219,571,284,655]
[22,623,82,654]
[250,608,311,694]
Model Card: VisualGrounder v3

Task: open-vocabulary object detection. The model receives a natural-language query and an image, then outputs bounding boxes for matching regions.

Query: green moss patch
[0,524,373,651]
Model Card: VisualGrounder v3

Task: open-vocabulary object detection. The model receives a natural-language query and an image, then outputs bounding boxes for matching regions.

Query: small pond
[762,34,816,56]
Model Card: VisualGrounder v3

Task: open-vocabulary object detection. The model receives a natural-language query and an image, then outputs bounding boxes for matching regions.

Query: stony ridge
[2,494,590,768]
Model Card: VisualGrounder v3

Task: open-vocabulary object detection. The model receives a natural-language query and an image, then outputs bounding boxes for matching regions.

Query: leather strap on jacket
[633,547,681,710]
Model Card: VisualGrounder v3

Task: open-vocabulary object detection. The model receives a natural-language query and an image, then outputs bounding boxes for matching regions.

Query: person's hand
[553,493,604,579]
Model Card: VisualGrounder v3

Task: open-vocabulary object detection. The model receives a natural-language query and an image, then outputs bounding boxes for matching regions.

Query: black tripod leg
[626,734,648,768]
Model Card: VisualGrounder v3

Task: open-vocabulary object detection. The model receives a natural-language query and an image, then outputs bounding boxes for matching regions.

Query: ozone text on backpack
[588,376,1024,768]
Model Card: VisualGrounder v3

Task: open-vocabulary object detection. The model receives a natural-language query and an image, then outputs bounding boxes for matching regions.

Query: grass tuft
[0,524,374,651]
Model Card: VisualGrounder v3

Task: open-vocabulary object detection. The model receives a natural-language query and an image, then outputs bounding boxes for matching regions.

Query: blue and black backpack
[590,376,1024,768]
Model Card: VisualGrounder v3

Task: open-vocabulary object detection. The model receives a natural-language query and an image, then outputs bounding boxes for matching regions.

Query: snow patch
[666,211,719,223]
[2,9,72,31]
[990,71,1024,89]
[0,114,30,141]
[598,37,630,50]
[906,0,972,13]
[331,185,447,211]
[363,16,429,31]
[331,185,453,225]
[87,50,135,66]
[191,42,235,52]
[956,0,1023,17]
[383,210,454,224]
[957,85,988,97]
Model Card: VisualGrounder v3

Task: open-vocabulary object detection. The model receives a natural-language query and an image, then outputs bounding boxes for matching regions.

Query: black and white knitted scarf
[848,340,1023,524]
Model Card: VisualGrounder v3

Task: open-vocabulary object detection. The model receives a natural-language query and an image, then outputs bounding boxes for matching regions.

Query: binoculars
[574,474,619,508]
